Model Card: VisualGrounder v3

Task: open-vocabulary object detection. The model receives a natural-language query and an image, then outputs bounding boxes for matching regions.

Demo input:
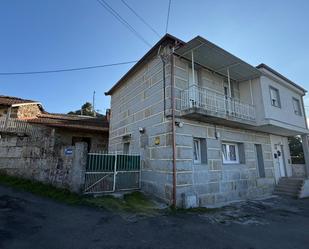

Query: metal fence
[84,152,141,194]
[181,85,256,121]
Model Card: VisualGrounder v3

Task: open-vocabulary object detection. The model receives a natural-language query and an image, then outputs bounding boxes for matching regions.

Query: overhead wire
[120,0,161,38]
[165,0,171,34]
[0,60,138,75]
[96,0,152,47]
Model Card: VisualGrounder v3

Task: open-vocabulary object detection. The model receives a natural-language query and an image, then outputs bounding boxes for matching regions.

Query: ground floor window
[193,138,201,164]
[193,137,207,164]
[222,142,239,164]
[123,142,130,154]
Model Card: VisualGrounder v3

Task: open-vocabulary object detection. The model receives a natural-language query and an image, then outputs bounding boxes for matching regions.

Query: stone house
[106,34,309,207]
[0,95,109,191]
[0,95,109,151]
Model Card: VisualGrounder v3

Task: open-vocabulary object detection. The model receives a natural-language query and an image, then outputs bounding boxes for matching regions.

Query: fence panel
[84,153,141,194]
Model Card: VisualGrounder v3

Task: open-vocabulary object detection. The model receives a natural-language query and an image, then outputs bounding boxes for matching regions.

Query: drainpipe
[170,52,177,207]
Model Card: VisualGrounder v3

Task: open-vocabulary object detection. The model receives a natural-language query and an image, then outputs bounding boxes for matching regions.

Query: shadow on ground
[1,185,309,249]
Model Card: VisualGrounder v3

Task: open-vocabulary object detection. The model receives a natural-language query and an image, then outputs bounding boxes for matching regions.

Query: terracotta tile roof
[0,95,39,106]
[26,113,109,132]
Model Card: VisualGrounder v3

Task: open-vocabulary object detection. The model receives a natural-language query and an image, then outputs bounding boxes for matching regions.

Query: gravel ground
[1,185,309,249]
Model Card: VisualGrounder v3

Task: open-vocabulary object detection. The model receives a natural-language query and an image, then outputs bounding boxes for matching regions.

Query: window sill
[271,104,281,108]
[193,162,208,166]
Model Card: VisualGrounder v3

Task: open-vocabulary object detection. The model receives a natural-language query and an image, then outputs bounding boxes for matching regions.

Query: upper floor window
[292,98,302,116]
[269,86,281,108]
[222,142,239,164]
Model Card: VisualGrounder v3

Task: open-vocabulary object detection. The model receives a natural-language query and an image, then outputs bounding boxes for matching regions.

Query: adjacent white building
[106,34,309,207]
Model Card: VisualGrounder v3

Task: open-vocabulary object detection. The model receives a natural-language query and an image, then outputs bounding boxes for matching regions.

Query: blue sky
[1,0,309,114]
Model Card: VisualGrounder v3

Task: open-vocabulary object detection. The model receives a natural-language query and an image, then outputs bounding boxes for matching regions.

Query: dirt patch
[198,197,303,225]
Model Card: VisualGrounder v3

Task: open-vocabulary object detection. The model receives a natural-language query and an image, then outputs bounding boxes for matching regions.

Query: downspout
[170,51,177,207]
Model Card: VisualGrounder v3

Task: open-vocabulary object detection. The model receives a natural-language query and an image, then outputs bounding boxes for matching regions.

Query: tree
[288,136,305,164]
[68,102,102,117]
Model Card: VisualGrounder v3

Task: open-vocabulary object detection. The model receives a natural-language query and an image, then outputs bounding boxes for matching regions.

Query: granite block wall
[0,127,88,192]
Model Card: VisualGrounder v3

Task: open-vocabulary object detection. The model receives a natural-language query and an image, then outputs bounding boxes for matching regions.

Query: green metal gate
[84,153,141,194]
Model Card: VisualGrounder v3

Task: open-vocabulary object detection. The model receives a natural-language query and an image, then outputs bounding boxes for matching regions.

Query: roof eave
[105,33,185,96]
[256,63,307,93]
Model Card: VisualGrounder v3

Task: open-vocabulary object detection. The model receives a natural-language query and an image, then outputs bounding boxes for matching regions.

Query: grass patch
[0,173,83,205]
[85,191,158,215]
[0,173,158,215]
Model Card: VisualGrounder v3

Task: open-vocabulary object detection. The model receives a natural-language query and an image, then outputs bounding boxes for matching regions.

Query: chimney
[105,109,111,122]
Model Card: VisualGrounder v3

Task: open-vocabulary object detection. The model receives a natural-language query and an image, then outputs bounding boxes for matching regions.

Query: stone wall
[108,49,278,207]
[292,164,306,178]
[16,104,42,119]
[0,127,88,192]
[55,129,108,152]
[108,48,174,203]
[174,120,275,207]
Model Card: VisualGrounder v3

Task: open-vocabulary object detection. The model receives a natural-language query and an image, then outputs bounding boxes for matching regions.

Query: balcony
[180,85,256,125]
[0,117,36,136]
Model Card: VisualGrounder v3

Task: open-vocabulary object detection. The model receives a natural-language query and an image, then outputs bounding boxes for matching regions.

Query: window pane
[270,88,279,107]
[222,144,227,161]
[193,139,200,162]
[293,98,301,115]
[229,145,237,161]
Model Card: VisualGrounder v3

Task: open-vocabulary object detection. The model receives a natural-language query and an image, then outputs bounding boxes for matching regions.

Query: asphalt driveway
[1,185,309,249]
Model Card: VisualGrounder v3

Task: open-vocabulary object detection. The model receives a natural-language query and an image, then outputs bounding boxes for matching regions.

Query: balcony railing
[180,85,256,121]
[0,117,36,136]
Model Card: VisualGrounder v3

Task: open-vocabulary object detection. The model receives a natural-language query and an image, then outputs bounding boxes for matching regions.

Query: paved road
[1,185,309,249]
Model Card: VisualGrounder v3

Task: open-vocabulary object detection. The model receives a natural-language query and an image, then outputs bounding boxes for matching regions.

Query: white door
[277,145,286,177]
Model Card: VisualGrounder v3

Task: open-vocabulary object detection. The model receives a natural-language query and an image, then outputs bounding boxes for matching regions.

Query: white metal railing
[0,117,36,135]
[180,85,256,121]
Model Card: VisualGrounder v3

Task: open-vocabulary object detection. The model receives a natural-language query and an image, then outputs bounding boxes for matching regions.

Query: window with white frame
[193,138,201,164]
[222,142,239,164]
[292,98,302,116]
[269,86,281,107]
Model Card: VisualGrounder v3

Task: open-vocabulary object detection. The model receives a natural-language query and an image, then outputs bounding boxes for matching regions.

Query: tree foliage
[68,102,102,117]
[288,136,305,164]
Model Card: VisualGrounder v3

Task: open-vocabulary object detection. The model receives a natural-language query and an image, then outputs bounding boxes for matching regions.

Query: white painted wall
[259,75,306,130]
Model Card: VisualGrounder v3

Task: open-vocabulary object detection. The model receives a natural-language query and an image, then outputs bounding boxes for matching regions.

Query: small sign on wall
[154,136,160,145]
[64,148,73,156]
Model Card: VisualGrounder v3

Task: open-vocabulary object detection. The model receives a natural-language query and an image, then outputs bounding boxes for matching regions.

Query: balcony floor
[180,106,257,129]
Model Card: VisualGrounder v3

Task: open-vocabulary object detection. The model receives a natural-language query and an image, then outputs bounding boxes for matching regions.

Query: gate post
[71,142,88,193]
[112,152,117,191]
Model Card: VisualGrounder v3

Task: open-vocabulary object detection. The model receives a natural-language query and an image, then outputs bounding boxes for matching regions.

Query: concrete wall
[0,127,88,192]
[259,74,306,130]
[292,164,306,178]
